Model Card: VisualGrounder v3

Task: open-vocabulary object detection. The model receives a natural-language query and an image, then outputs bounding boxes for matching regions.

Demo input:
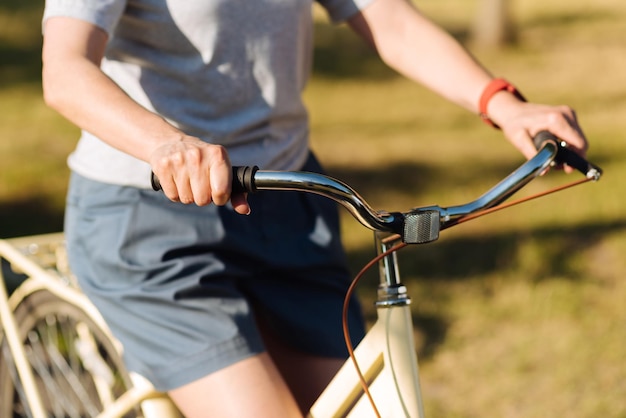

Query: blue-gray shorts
[64,153,366,391]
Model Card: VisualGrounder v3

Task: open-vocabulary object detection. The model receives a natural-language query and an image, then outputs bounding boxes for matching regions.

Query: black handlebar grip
[532,130,602,178]
[150,165,259,193]
[532,130,559,150]
[232,165,259,194]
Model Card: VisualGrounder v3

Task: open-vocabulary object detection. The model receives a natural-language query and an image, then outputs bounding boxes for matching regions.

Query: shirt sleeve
[316,0,376,23]
[43,0,127,35]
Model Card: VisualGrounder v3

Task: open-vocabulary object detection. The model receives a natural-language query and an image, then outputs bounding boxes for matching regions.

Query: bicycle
[0,131,602,417]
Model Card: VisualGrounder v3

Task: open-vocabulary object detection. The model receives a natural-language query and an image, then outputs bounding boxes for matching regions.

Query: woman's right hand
[149,137,251,214]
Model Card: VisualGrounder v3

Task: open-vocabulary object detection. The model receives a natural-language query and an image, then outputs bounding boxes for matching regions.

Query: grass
[2,1,626,417]
[0,0,76,235]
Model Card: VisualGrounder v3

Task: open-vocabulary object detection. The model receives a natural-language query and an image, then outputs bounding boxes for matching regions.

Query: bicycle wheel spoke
[27,333,82,417]
[50,340,103,415]
[1,342,31,417]
[1,287,139,418]
[38,314,107,417]
[75,321,116,406]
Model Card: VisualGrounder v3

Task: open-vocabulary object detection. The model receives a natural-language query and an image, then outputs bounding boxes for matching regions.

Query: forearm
[41,16,244,212]
[42,55,184,163]
[350,0,493,112]
[349,0,588,164]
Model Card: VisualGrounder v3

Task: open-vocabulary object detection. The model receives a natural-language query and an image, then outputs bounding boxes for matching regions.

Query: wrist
[146,131,188,163]
[478,78,526,129]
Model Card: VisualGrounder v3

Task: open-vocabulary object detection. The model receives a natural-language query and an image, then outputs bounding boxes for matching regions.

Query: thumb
[231,192,251,215]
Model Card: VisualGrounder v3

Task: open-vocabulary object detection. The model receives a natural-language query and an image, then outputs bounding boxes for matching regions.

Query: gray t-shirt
[43,0,373,188]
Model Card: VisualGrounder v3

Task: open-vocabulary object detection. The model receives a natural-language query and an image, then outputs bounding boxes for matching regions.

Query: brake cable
[455,176,594,225]
[341,174,596,418]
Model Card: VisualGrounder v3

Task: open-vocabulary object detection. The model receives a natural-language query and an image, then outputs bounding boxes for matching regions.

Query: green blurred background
[1,1,625,416]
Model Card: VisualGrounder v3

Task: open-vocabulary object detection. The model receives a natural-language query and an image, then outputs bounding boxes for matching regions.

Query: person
[41,0,588,417]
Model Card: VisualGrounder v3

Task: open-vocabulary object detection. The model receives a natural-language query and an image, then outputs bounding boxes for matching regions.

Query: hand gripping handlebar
[151,131,602,244]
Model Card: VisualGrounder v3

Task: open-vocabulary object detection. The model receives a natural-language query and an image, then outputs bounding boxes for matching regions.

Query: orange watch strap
[479,78,526,129]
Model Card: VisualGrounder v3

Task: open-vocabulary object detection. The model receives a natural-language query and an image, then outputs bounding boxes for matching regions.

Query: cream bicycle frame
[0,234,180,418]
[0,232,424,418]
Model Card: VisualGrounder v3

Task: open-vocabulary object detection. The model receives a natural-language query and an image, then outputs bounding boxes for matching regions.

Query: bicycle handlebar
[151,131,602,244]
[532,130,601,180]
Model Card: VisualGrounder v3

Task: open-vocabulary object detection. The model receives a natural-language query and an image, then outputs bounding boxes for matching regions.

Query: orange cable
[340,176,591,416]
[455,177,591,225]
[342,241,407,418]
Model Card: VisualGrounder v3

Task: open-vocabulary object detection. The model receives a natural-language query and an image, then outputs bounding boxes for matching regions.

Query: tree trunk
[471,0,517,48]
